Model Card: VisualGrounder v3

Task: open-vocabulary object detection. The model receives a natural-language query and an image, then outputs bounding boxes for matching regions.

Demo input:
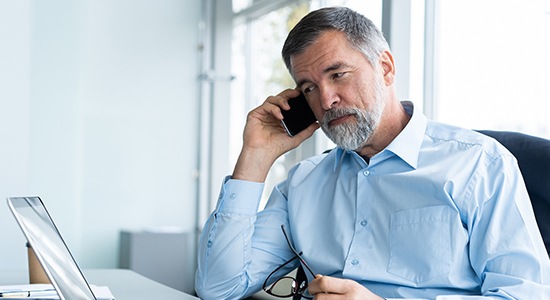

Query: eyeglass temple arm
[280,225,317,277]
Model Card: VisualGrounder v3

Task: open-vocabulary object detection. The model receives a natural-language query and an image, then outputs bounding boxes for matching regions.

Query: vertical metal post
[423,0,437,120]
[382,0,412,102]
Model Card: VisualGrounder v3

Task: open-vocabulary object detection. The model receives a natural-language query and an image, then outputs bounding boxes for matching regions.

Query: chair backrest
[477,130,550,257]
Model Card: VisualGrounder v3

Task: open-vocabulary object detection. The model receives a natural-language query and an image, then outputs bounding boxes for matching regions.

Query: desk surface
[0,269,199,300]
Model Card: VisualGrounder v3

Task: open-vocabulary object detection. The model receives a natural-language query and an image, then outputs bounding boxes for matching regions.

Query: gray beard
[320,100,384,151]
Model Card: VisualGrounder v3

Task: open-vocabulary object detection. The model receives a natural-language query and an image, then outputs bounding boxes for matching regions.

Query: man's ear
[380,50,396,86]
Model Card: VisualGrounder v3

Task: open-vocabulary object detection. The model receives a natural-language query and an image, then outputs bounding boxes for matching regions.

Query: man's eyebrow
[323,62,347,73]
[296,62,350,89]
[296,79,309,90]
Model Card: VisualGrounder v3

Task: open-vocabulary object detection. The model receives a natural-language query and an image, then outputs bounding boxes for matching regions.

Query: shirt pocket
[387,205,453,284]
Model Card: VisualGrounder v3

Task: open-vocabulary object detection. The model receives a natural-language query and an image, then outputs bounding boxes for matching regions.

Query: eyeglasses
[262,225,316,299]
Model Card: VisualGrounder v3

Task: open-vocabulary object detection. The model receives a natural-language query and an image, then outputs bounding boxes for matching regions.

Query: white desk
[0,269,199,300]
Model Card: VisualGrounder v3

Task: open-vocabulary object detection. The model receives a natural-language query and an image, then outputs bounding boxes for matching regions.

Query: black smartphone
[281,93,317,136]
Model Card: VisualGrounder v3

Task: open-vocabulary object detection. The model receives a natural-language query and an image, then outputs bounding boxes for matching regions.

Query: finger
[277,88,301,101]
[312,293,342,300]
[292,121,320,140]
[267,89,301,111]
[251,99,286,121]
[308,275,350,295]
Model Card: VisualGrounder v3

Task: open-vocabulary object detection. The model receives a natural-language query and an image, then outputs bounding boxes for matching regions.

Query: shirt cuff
[215,175,265,215]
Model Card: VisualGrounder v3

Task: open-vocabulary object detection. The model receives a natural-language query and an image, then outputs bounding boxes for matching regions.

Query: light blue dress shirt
[195,102,550,299]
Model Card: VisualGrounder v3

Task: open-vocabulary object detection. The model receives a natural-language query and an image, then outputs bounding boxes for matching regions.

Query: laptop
[7,196,114,300]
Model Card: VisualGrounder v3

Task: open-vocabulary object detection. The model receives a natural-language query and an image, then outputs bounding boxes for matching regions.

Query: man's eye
[303,86,314,94]
[333,72,345,79]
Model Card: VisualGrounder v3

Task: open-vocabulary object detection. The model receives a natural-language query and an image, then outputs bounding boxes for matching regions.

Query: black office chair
[292,130,550,300]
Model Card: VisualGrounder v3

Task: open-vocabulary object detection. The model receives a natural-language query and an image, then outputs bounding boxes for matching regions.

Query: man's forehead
[289,37,369,86]
[288,31,351,71]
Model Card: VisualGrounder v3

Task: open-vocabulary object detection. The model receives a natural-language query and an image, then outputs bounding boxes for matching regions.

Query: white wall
[0,0,201,271]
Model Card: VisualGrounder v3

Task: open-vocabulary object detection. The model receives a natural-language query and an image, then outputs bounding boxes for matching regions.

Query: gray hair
[282,7,390,74]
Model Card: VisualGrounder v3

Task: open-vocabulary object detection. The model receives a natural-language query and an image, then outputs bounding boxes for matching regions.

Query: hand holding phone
[280,93,317,136]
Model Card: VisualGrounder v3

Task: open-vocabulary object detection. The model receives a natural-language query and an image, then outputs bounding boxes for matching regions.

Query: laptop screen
[7,196,96,300]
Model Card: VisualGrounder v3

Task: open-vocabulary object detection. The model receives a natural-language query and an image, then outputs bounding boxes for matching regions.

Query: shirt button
[351,259,359,266]
[363,170,370,176]
[360,220,367,226]
[207,241,212,248]
[229,193,236,200]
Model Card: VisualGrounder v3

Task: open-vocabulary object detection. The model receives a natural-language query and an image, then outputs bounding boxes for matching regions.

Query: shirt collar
[332,101,427,170]
[383,101,426,169]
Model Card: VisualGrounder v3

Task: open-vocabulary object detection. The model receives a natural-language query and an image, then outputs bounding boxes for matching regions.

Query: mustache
[321,107,360,126]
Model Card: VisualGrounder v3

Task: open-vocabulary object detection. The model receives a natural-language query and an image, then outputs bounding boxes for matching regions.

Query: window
[430,0,550,138]
[231,2,312,208]
[223,0,550,215]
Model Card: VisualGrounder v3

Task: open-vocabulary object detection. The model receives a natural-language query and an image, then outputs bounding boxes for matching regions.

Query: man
[195,7,550,300]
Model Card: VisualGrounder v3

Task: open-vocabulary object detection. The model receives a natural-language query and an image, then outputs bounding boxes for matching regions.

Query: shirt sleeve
[195,176,297,300]
[466,153,550,299]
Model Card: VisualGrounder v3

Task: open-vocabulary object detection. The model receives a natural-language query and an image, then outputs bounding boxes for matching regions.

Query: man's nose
[319,86,339,110]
